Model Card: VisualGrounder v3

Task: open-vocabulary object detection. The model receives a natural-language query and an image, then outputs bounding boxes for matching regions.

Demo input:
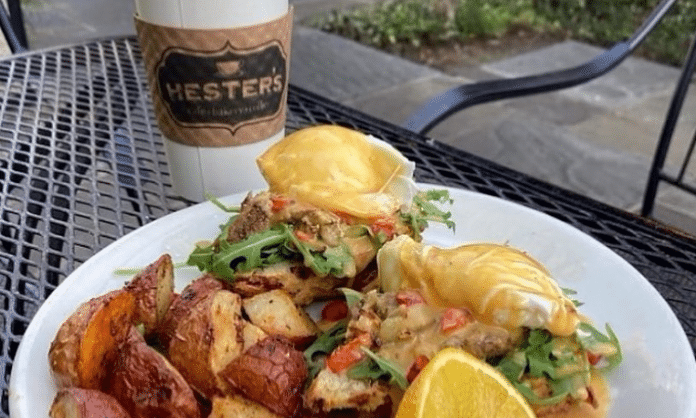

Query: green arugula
[288,233,354,277]
[346,347,408,390]
[204,192,241,213]
[576,322,622,372]
[496,329,575,405]
[187,222,355,281]
[187,224,294,280]
[304,320,348,380]
[188,189,455,280]
[339,288,364,310]
[496,324,622,406]
[401,190,455,240]
[561,287,584,307]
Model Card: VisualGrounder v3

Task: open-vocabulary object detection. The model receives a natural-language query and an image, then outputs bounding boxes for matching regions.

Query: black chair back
[0,0,27,53]
[403,0,695,219]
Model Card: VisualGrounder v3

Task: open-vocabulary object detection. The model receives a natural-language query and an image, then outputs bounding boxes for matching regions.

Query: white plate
[9,185,696,418]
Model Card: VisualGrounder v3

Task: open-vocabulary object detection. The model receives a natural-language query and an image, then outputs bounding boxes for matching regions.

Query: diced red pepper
[396,290,426,307]
[371,217,397,239]
[587,352,602,366]
[326,333,371,373]
[294,229,314,242]
[270,195,293,212]
[406,355,430,383]
[440,307,474,332]
[334,211,356,225]
[321,299,349,322]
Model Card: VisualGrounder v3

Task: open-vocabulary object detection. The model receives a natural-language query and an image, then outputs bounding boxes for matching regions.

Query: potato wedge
[168,289,244,398]
[209,395,282,418]
[49,388,131,418]
[242,322,268,350]
[48,289,136,389]
[158,274,224,347]
[219,336,307,417]
[242,289,318,348]
[106,328,200,418]
[123,253,175,336]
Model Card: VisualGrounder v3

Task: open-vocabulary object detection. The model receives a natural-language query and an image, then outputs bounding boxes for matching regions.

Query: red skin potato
[219,335,308,417]
[106,328,201,418]
[49,388,131,418]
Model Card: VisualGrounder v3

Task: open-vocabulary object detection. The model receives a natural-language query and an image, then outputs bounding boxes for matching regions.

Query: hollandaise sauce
[378,235,580,336]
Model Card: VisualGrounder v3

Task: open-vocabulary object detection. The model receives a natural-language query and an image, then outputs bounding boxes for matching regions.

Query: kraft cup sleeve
[134,7,292,147]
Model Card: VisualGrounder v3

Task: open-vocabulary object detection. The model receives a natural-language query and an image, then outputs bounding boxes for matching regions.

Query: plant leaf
[304,320,348,380]
[359,347,408,390]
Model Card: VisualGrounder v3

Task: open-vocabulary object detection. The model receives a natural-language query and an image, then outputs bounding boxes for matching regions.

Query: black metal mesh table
[0,36,694,417]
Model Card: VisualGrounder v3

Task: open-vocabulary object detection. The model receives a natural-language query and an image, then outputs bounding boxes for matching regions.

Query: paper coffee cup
[134,0,291,201]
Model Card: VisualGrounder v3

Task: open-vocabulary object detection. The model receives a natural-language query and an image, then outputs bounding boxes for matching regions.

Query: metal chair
[403,0,694,218]
[0,0,27,53]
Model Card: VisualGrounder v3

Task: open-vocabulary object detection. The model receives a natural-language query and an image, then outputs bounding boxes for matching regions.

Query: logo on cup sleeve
[157,41,287,133]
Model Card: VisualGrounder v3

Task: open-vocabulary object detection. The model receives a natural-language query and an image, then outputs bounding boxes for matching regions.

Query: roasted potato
[158,274,224,347]
[209,395,282,418]
[49,388,131,418]
[48,289,136,389]
[106,327,200,418]
[242,322,268,349]
[242,289,319,348]
[167,289,244,398]
[123,253,175,337]
[219,335,307,417]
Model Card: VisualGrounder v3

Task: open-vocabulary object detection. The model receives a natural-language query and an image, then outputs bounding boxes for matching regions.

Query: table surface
[0,36,694,417]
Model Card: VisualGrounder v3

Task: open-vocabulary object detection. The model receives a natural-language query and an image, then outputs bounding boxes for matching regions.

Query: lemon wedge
[256,125,417,218]
[396,348,536,418]
[378,235,579,336]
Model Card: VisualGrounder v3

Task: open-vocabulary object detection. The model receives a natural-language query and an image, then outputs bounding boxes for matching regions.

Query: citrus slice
[395,348,536,418]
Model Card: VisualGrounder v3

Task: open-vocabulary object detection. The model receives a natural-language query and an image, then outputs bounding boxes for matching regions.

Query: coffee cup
[134,0,292,201]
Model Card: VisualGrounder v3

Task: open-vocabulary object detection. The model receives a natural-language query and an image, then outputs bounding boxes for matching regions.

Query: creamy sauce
[378,236,580,336]
[374,303,514,372]
[534,372,610,418]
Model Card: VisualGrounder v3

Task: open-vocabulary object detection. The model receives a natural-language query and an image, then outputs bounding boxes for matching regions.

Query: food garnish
[395,348,537,418]
[304,319,348,380]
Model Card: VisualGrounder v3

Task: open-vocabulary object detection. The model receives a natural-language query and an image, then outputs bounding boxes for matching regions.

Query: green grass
[311,0,696,67]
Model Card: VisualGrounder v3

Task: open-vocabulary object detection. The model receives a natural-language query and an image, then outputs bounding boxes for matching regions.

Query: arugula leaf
[339,288,365,309]
[561,287,584,307]
[205,192,241,213]
[212,227,290,273]
[524,330,556,378]
[349,347,408,390]
[496,353,526,382]
[347,358,390,382]
[304,320,348,380]
[401,190,455,240]
[576,323,623,371]
[497,324,622,407]
[188,220,358,280]
[496,329,572,404]
[113,261,192,276]
[287,232,354,277]
[187,225,294,280]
